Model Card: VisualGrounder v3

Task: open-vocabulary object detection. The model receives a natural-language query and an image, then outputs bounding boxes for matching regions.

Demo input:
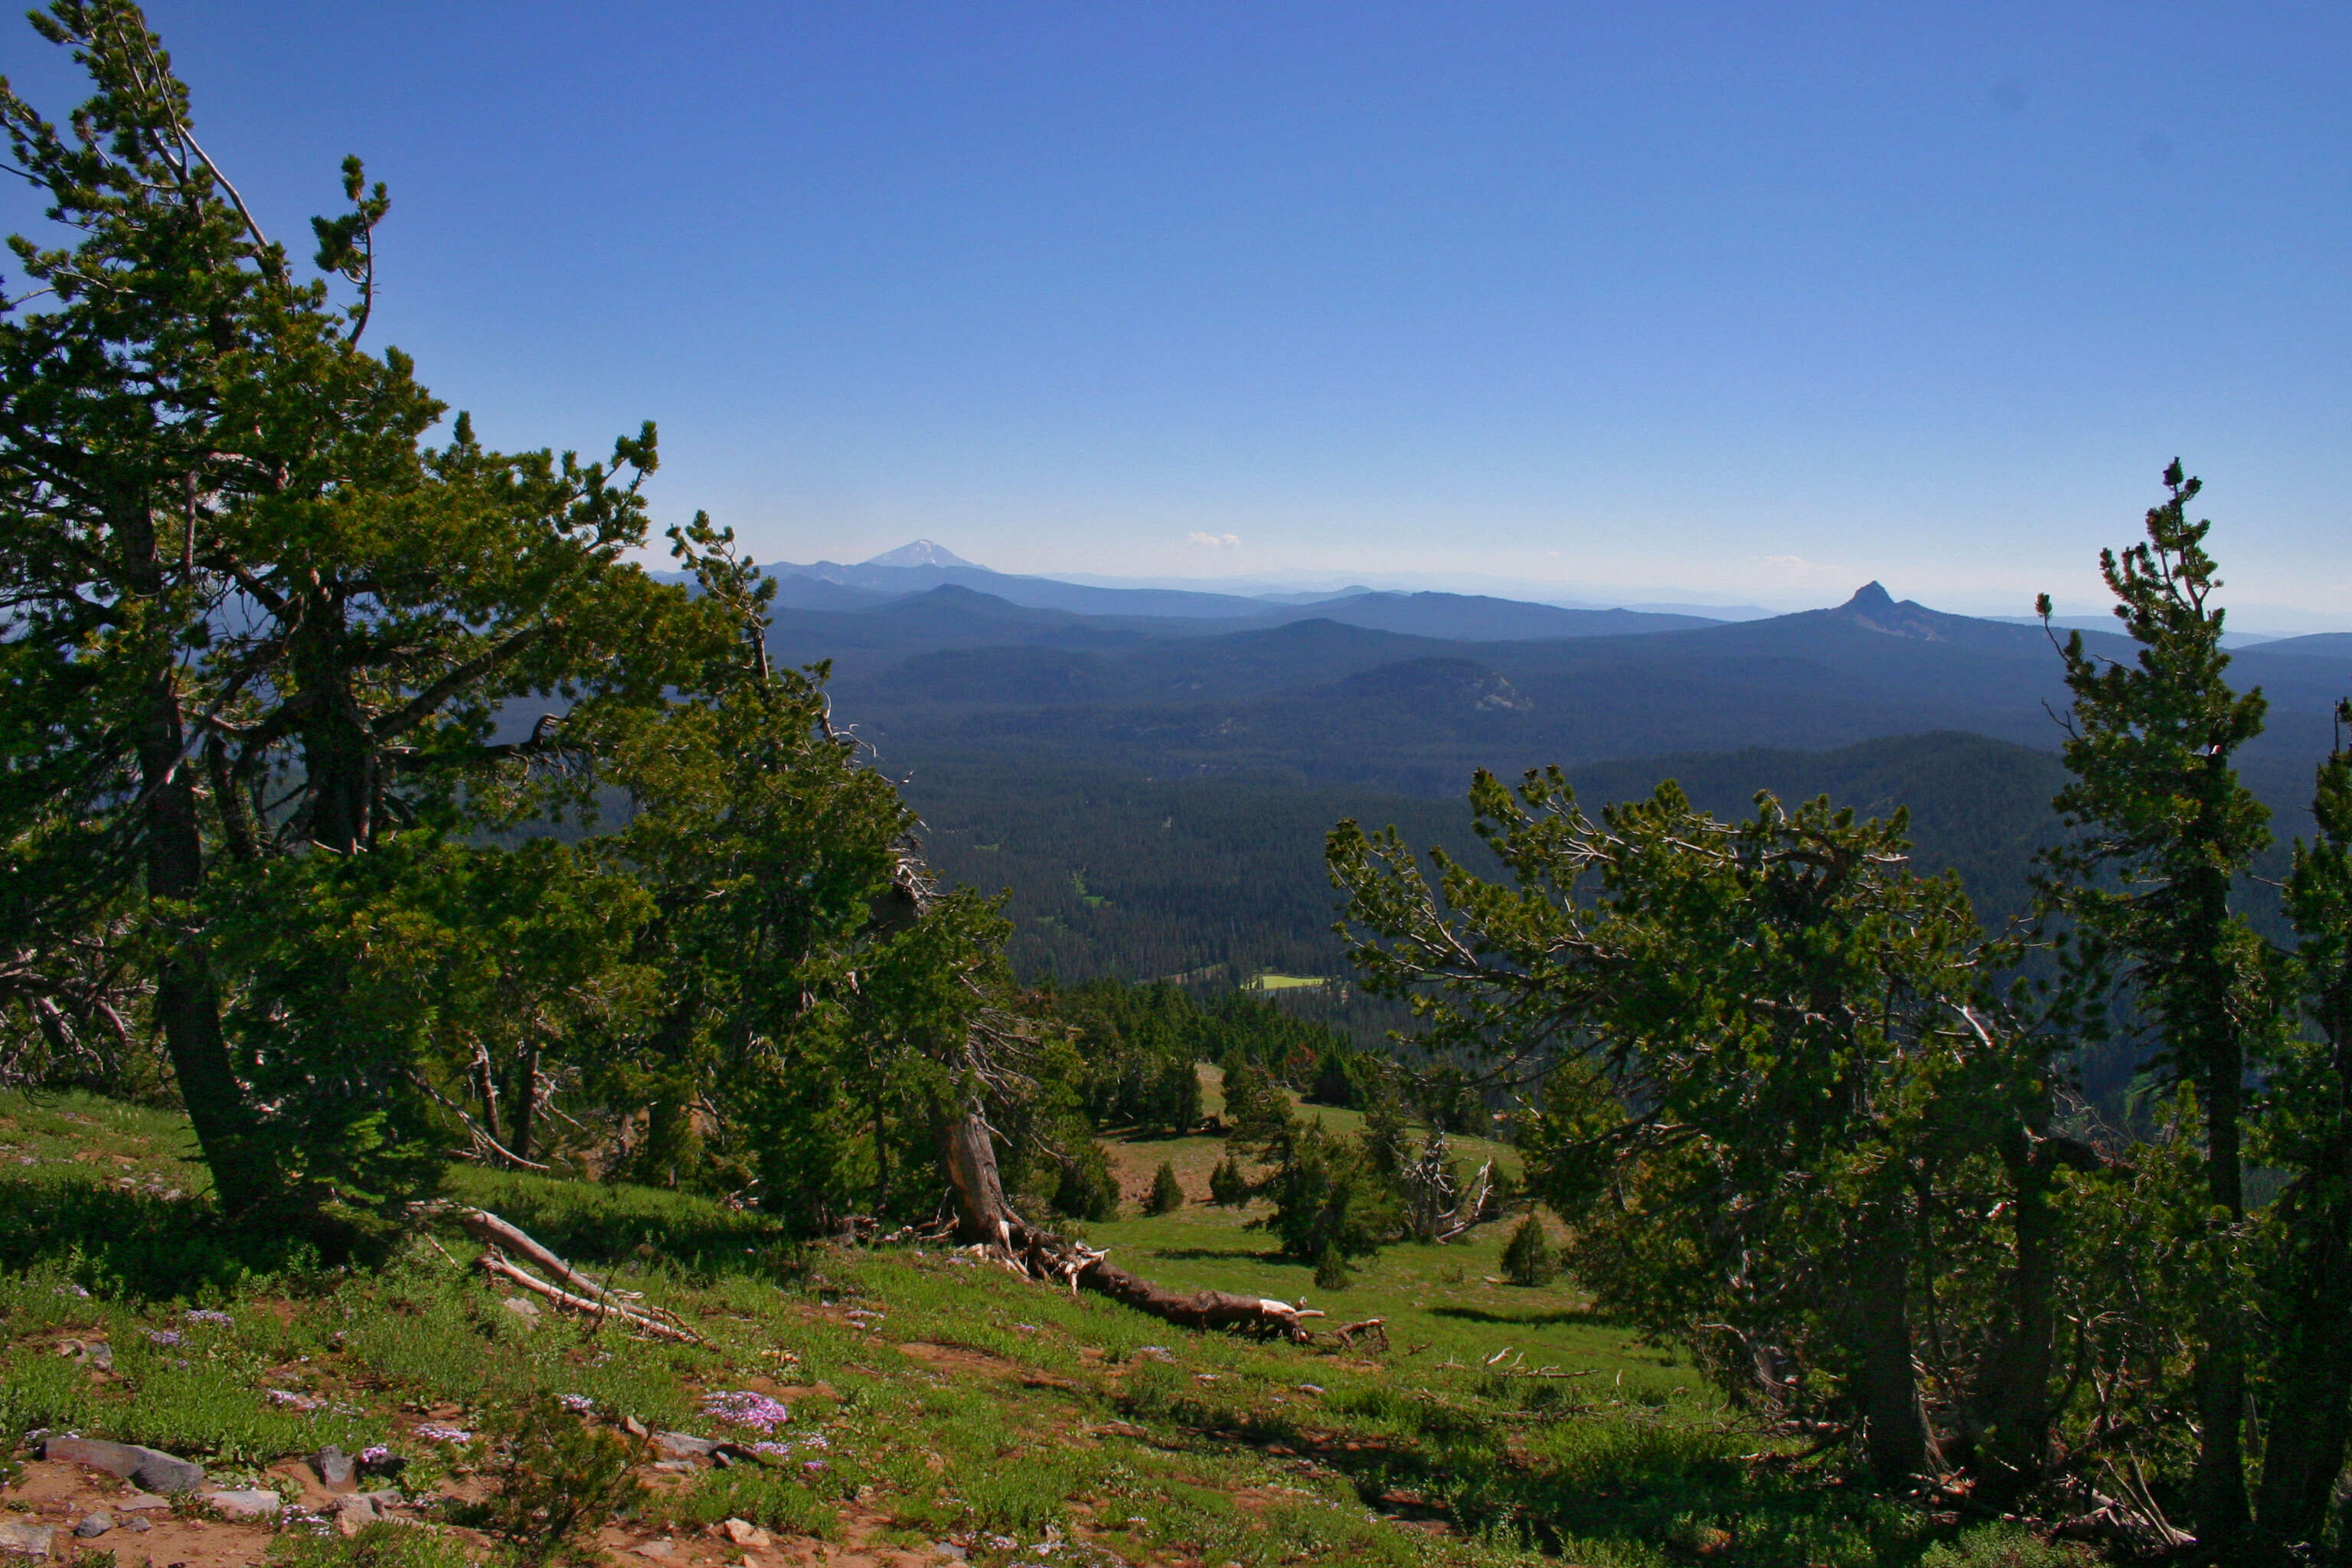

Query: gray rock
[78,1341,113,1372]
[651,1431,717,1459]
[310,1445,356,1490]
[122,1520,150,1535]
[501,1295,541,1321]
[71,1515,113,1540]
[201,1488,283,1519]
[41,1436,204,1494]
[113,1494,169,1513]
[0,1520,54,1560]
[931,1544,969,1562]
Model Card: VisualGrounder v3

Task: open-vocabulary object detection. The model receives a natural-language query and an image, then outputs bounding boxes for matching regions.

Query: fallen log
[478,1250,706,1345]
[940,1103,1323,1341]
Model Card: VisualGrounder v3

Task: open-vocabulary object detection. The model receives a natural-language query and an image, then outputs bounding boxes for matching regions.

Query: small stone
[309,1446,356,1491]
[720,1519,771,1548]
[635,1541,676,1560]
[72,1516,113,1540]
[0,1520,54,1560]
[622,1414,648,1439]
[122,1520,149,1536]
[334,1495,379,1538]
[502,1295,541,1321]
[931,1544,969,1562]
[113,1494,169,1514]
[652,1459,696,1474]
[201,1488,283,1520]
[652,1432,717,1460]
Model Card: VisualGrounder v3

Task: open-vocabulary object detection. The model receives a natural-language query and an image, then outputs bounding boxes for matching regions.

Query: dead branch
[477,1250,703,1345]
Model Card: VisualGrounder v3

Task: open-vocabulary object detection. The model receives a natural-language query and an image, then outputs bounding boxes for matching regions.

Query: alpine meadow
[7,8,2352,1568]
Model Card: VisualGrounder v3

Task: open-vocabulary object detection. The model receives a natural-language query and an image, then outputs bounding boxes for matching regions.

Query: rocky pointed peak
[861,539,980,570]
[1831,580,1949,641]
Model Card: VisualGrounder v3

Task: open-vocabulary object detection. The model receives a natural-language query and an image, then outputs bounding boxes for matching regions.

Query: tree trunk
[2250,1044,2352,1562]
[1978,1124,2070,1497]
[1851,1209,1928,1488]
[2194,1000,2252,1549]
[139,680,273,1216]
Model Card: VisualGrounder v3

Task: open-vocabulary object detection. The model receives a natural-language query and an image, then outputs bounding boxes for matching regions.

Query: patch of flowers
[267,1389,325,1410]
[53,1283,89,1298]
[183,1308,232,1325]
[698,1390,791,1432]
[414,1423,472,1444]
[358,1446,392,1465]
[559,1393,593,1414]
[145,1329,181,1346]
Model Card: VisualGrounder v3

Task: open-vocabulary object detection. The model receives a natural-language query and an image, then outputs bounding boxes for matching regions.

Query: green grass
[1243,972,1328,991]
[0,1087,2086,1568]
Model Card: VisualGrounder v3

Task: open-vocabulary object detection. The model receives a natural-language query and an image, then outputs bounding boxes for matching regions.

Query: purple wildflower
[146,1330,181,1347]
[183,1308,232,1326]
[415,1423,472,1444]
[560,1393,593,1414]
[698,1390,791,1432]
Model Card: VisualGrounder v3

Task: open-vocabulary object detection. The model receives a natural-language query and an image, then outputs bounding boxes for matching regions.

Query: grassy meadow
[0,1086,2086,1568]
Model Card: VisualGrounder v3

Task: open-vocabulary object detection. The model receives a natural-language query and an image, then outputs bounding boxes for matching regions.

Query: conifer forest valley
[6,8,2352,1568]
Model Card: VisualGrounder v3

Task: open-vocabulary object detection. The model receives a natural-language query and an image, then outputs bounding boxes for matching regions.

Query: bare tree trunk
[1851,1205,1928,1488]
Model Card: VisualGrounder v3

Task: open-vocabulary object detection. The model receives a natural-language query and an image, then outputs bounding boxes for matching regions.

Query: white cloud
[1185,531,1240,548]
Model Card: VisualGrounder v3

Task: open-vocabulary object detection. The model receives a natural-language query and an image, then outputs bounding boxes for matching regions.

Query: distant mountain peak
[1834,580,1949,641]
[862,539,980,570]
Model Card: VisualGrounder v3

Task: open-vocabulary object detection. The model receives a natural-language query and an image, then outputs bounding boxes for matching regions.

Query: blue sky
[7,3,2350,624]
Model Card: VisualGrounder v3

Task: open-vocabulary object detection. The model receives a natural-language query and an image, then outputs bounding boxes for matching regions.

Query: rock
[201,1488,283,1520]
[501,1295,541,1321]
[335,1496,379,1539]
[932,1545,969,1563]
[41,1436,205,1494]
[622,1415,648,1439]
[635,1541,676,1560]
[651,1459,697,1474]
[122,1520,150,1535]
[652,1432,717,1460]
[71,1516,112,1540]
[309,1446,356,1491]
[113,1494,169,1514]
[0,1520,54,1559]
[721,1519,772,1548]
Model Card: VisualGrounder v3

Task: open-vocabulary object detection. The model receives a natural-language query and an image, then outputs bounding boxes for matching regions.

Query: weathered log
[478,1250,705,1344]
[940,1099,1323,1340]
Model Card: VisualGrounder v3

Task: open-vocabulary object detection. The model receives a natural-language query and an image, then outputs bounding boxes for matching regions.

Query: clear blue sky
[7,3,2350,623]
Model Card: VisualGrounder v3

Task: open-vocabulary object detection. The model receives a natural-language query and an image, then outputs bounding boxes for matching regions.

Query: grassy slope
[1,1089,2078,1568]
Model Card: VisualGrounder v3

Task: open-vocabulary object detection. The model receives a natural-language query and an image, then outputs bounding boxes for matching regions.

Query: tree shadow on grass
[1429,1303,1625,1329]
[447,1168,800,1282]
[1140,1244,1295,1265]
[0,1175,344,1299]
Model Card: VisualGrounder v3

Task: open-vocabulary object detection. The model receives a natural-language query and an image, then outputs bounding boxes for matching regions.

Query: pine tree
[1208,1155,1251,1207]
[1145,1161,1185,1215]
[1501,1214,1557,1286]
[2036,461,2275,1544]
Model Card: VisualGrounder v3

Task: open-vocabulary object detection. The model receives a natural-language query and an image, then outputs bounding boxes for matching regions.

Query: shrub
[1501,1214,1557,1286]
[1048,1138,1120,1222]
[1145,1161,1185,1216]
[455,1394,645,1567]
[272,1524,475,1568]
[1207,1156,1250,1208]
[1313,1247,1351,1291]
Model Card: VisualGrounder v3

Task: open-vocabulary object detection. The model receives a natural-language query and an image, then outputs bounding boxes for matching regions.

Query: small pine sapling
[1208,1155,1251,1207]
[1145,1161,1185,1215]
[1501,1213,1558,1287]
